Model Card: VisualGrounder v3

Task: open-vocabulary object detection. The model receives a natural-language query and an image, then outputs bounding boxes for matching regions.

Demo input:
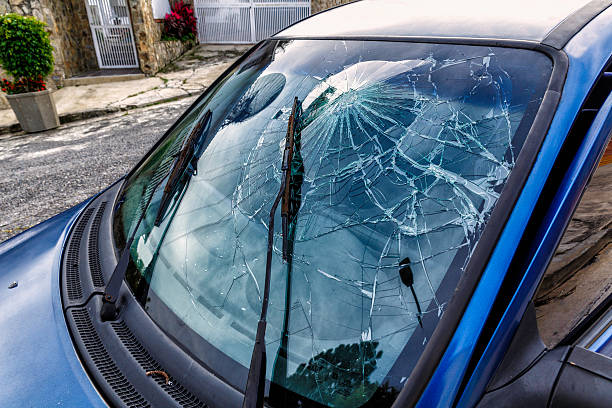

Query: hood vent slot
[64,186,213,407]
[89,201,107,287]
[66,207,94,301]
[71,308,150,408]
[112,321,207,408]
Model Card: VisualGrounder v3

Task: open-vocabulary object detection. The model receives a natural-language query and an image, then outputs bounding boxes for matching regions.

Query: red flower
[1,76,47,94]
[163,1,196,41]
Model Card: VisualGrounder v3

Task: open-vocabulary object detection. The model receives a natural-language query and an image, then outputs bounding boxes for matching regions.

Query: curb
[63,73,145,87]
[0,91,202,136]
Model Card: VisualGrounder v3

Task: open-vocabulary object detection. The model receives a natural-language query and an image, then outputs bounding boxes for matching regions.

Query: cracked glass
[114,40,552,407]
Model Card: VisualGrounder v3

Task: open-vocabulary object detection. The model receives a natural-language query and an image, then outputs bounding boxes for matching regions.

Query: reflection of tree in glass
[225,73,286,123]
[284,341,390,407]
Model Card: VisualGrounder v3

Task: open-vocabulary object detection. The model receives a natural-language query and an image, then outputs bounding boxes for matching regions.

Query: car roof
[275,0,603,44]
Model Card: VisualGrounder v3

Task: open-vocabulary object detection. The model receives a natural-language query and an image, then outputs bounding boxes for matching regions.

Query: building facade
[0,0,354,80]
[0,0,190,82]
[0,0,353,107]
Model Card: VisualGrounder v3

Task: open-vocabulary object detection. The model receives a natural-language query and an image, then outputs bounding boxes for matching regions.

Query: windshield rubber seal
[109,36,568,407]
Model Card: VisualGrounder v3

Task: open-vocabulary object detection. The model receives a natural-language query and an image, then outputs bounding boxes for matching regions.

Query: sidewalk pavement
[0,45,250,135]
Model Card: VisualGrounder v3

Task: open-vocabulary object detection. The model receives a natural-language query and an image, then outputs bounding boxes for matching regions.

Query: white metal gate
[195,0,310,44]
[84,0,139,68]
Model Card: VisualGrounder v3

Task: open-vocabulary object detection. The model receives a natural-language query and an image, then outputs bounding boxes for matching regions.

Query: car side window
[535,140,612,347]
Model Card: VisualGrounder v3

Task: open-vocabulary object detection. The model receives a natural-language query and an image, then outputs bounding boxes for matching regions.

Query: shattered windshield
[114,40,552,407]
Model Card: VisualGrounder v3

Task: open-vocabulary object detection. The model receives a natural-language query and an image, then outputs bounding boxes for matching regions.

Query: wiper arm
[243,97,301,408]
[154,109,212,226]
[100,110,212,322]
[100,175,166,321]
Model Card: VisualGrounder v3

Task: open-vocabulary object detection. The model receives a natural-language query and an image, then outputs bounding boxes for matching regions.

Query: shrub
[162,1,197,43]
[0,14,54,94]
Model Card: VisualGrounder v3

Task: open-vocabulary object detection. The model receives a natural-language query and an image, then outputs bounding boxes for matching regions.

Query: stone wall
[0,0,96,85]
[48,0,98,78]
[0,0,10,14]
[0,72,6,108]
[128,0,193,74]
[311,0,355,14]
[128,0,160,73]
[153,39,193,72]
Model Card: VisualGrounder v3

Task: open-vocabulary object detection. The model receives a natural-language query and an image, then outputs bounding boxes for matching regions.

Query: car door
[473,61,612,407]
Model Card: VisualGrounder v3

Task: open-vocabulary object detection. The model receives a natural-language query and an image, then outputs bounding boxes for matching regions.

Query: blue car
[2,1,612,407]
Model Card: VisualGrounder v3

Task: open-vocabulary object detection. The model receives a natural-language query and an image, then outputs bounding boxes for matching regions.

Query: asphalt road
[0,96,197,243]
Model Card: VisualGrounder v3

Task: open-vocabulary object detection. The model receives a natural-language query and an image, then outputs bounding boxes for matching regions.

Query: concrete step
[63,73,145,87]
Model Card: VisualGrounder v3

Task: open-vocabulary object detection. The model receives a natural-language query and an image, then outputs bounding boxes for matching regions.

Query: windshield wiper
[100,175,165,321]
[270,98,304,405]
[243,97,302,408]
[399,257,423,328]
[154,109,212,226]
[100,110,212,321]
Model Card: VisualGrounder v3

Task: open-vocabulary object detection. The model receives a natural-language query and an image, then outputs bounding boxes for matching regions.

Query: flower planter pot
[6,89,59,133]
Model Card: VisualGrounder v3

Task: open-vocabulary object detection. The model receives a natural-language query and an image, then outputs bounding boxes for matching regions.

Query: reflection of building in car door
[535,140,612,348]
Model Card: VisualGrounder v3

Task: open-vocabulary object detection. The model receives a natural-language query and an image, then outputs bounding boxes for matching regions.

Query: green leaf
[0,13,54,83]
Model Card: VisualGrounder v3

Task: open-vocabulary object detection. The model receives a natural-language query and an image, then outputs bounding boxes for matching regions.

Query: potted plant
[0,13,59,133]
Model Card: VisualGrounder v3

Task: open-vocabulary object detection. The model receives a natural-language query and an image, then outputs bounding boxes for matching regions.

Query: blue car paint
[2,17,611,408]
[416,7,612,408]
[457,90,612,408]
[0,201,106,407]
[589,323,612,354]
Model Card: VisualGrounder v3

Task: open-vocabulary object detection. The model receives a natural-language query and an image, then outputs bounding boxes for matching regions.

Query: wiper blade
[243,97,301,408]
[154,109,212,226]
[100,110,212,321]
[281,98,302,261]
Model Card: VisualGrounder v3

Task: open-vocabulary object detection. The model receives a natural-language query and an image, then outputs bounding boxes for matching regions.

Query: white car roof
[275,0,598,43]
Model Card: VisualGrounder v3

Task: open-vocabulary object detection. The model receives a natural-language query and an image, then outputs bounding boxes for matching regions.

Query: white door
[85,0,139,68]
[194,0,310,44]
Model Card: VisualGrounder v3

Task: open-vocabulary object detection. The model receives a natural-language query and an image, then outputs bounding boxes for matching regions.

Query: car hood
[0,201,106,407]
